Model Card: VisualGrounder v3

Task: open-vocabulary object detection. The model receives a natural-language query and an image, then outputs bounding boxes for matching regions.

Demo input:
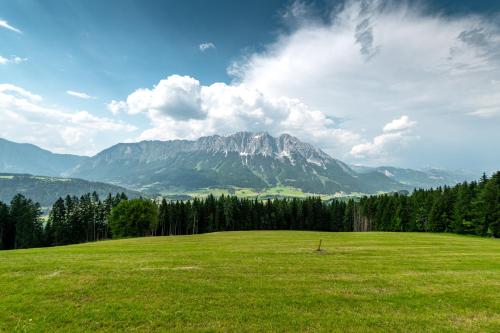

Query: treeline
[0,172,498,250]
[45,192,127,246]
[0,192,127,250]
[0,194,43,249]
[151,196,351,235]
[355,172,499,237]
[117,172,499,238]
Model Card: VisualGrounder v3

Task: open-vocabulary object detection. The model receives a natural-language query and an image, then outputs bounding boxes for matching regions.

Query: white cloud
[102,1,500,169]
[67,90,95,99]
[227,0,500,167]
[383,115,416,132]
[467,107,500,118]
[123,75,205,119]
[350,115,417,160]
[350,131,403,159]
[11,56,27,64]
[0,83,42,101]
[0,19,22,33]
[0,84,136,155]
[107,100,127,115]
[199,42,216,52]
[112,75,360,151]
[0,55,27,65]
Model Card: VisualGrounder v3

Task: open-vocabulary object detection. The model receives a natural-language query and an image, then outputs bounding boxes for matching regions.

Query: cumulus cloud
[0,55,27,65]
[123,75,205,120]
[0,84,136,155]
[350,115,417,160]
[383,115,416,132]
[111,75,360,150]
[107,100,127,115]
[0,19,21,33]
[67,90,95,99]
[199,42,216,52]
[104,1,500,168]
[227,0,500,167]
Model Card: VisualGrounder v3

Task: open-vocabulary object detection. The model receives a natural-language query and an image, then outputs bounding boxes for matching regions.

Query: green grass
[180,185,365,200]
[0,232,498,332]
[185,187,232,198]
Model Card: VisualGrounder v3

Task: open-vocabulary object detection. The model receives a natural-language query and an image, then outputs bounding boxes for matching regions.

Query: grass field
[0,232,499,332]
[181,185,364,200]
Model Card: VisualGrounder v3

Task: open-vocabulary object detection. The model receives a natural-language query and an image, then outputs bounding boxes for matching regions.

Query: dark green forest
[0,172,498,250]
[0,193,127,249]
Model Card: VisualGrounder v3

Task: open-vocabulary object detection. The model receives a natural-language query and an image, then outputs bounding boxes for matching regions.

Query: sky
[1,0,499,172]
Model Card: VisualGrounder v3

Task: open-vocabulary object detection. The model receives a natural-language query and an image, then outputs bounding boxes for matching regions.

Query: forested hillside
[0,173,140,207]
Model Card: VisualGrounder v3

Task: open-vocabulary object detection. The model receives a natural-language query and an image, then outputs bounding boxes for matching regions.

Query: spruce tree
[9,194,43,249]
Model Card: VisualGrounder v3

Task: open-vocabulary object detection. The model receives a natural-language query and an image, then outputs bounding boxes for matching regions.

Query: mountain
[0,173,141,207]
[0,138,87,176]
[68,132,408,194]
[350,165,476,188]
[1,133,474,197]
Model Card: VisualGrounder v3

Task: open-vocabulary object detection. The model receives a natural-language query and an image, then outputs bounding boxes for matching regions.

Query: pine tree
[9,194,43,249]
[0,201,11,250]
[47,197,66,245]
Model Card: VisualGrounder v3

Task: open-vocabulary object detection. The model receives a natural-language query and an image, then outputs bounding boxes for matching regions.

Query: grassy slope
[0,232,498,332]
[182,185,365,200]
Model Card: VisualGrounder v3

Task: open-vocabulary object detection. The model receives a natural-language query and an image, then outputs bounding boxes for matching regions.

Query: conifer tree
[9,194,43,249]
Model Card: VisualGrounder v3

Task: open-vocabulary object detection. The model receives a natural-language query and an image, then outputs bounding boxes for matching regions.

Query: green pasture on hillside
[0,231,498,332]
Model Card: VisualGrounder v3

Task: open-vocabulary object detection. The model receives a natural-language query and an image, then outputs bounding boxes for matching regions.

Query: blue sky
[1,0,285,110]
[1,0,499,172]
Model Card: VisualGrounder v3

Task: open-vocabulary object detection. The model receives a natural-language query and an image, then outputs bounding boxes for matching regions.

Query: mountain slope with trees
[0,173,140,207]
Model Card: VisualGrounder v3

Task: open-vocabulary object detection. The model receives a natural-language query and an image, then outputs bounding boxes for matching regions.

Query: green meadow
[0,231,498,332]
[182,185,358,200]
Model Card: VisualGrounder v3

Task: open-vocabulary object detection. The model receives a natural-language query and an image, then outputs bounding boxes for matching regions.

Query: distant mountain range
[350,165,477,189]
[0,138,88,176]
[0,134,477,198]
[68,132,408,194]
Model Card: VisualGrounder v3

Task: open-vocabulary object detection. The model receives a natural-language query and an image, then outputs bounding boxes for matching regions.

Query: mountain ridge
[0,133,475,196]
[0,138,88,177]
[68,132,407,194]
[350,165,477,189]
